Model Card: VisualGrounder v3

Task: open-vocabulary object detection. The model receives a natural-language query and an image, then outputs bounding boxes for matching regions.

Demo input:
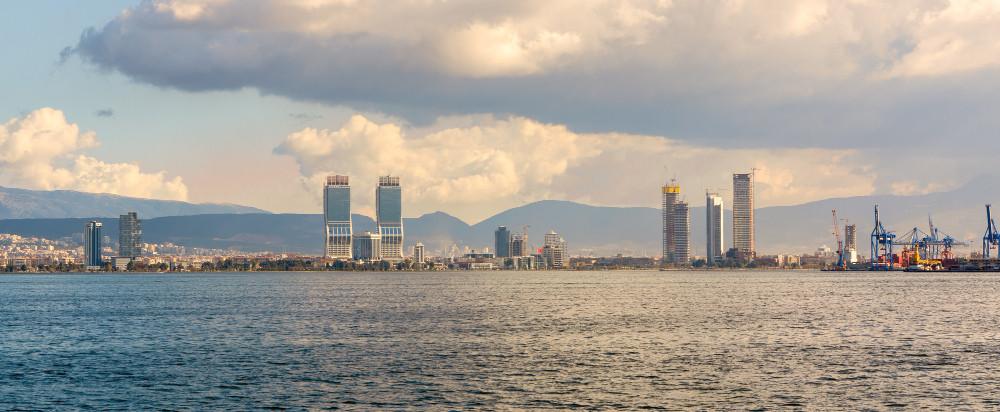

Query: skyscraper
[84,220,102,268]
[118,211,142,258]
[324,175,353,259]
[845,224,858,263]
[662,183,680,262]
[706,193,724,264]
[733,172,755,260]
[672,202,690,263]
[495,226,511,258]
[376,175,403,260]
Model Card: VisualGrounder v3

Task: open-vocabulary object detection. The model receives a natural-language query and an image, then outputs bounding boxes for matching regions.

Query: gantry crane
[984,205,1000,258]
[870,205,896,270]
[892,215,967,262]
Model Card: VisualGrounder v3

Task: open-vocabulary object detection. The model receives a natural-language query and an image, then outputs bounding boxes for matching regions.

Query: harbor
[828,204,1000,272]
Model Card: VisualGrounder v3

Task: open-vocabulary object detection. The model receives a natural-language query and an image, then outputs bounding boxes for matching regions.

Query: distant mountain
[0,186,268,219]
[3,175,1000,256]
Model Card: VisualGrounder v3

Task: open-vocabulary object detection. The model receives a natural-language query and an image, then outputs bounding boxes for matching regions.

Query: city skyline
[6,1,1000,223]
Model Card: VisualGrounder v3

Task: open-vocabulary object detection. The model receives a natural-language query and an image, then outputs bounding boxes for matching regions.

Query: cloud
[0,108,188,201]
[93,108,115,117]
[289,112,322,122]
[275,114,890,222]
[68,0,1000,150]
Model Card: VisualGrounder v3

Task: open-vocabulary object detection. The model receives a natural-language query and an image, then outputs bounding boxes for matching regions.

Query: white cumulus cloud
[0,108,188,200]
[275,114,882,222]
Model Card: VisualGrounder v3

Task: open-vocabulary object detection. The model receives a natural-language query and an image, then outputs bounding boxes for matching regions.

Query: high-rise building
[672,202,690,263]
[509,233,527,257]
[414,242,425,263]
[324,175,353,259]
[352,231,382,261]
[84,221,102,268]
[543,231,567,268]
[662,183,680,261]
[844,224,858,263]
[733,172,754,260]
[706,193,724,264]
[376,176,403,260]
[495,226,511,258]
[118,211,142,258]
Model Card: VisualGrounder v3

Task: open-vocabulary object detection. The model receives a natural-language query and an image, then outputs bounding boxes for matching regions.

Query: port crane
[984,205,1000,258]
[924,214,966,260]
[870,205,896,269]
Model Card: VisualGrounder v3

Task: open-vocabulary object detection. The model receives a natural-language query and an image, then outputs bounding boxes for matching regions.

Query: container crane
[870,205,896,270]
[984,205,1000,258]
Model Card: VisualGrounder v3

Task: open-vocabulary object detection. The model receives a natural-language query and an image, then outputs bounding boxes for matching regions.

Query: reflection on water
[2,271,1000,409]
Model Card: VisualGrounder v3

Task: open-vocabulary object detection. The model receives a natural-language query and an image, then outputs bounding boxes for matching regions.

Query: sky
[3,0,1000,223]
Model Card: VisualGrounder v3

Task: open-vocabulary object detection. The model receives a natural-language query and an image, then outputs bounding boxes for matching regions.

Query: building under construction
[661,180,690,265]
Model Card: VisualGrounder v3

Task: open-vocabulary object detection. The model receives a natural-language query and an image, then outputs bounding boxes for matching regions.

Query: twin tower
[323,175,403,260]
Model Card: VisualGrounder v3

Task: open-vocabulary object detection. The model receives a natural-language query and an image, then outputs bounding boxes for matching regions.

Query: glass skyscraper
[324,175,353,259]
[84,220,102,268]
[118,211,142,258]
[706,192,724,264]
[733,172,755,261]
[376,176,403,260]
[495,226,511,258]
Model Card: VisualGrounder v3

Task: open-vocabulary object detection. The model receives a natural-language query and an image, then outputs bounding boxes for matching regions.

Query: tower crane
[832,210,845,269]
[984,205,1000,258]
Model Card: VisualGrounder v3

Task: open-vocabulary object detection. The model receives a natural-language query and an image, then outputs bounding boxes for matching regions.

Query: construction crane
[984,205,1000,258]
[831,210,845,269]
[870,205,896,269]
[508,225,530,237]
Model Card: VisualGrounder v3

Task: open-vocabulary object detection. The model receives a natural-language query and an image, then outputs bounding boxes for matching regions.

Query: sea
[2,270,1000,410]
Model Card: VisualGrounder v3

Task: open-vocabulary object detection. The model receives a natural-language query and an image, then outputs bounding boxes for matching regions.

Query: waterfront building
[733,172,755,261]
[662,183,680,262]
[509,232,527,257]
[542,245,563,268]
[324,175,353,259]
[414,242,425,263]
[672,201,690,263]
[84,220,102,268]
[543,231,567,268]
[706,193,724,264]
[376,176,403,260]
[352,231,382,261]
[495,226,511,258]
[118,211,142,258]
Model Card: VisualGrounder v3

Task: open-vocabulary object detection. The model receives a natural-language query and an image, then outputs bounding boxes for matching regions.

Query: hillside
[3,175,1000,256]
[0,186,268,219]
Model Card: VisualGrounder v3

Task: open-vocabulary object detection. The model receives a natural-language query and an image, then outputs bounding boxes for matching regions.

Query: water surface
[3,270,1000,409]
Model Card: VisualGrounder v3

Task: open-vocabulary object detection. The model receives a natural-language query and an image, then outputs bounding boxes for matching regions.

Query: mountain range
[2,176,1000,257]
[0,186,267,219]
